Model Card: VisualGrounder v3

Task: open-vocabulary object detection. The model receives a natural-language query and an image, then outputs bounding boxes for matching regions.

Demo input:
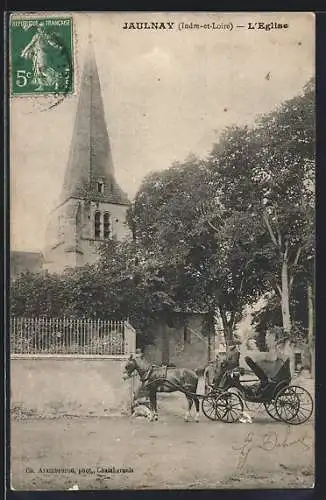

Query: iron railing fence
[10,316,135,355]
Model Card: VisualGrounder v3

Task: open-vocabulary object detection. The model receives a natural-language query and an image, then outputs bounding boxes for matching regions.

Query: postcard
[9,11,315,490]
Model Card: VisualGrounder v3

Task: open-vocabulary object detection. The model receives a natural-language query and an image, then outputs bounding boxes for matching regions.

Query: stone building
[143,311,213,370]
[43,41,131,274]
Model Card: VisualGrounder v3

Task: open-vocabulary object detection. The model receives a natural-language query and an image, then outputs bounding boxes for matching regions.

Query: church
[11,41,131,278]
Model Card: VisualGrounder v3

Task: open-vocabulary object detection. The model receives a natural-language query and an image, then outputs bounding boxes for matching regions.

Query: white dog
[131,396,156,422]
[239,411,253,423]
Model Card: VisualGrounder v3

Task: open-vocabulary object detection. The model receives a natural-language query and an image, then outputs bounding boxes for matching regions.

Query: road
[11,390,314,490]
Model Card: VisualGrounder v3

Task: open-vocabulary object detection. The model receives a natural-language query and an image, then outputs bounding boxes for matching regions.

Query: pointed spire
[60,38,129,205]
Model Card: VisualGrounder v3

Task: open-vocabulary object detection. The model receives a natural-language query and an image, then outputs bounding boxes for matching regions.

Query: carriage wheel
[202,391,243,423]
[216,392,244,423]
[275,385,313,425]
[264,401,281,421]
[201,391,221,421]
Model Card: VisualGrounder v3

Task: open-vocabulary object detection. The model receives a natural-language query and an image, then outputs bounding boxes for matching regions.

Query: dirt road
[11,392,314,490]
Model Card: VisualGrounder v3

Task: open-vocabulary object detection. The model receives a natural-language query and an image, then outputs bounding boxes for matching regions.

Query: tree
[10,271,72,317]
[129,156,267,345]
[208,78,315,338]
[11,81,314,352]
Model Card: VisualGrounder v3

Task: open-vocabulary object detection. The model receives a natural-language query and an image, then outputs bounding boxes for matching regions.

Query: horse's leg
[184,396,193,422]
[153,391,158,420]
[194,397,200,422]
[149,389,158,420]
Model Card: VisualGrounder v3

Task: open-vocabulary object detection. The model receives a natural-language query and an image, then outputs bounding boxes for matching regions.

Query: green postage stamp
[10,16,74,95]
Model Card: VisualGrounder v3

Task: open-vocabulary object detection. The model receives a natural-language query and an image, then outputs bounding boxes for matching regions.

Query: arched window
[104,212,111,239]
[94,211,101,239]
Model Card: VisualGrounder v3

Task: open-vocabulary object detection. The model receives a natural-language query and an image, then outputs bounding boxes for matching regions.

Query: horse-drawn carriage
[123,352,313,424]
[201,355,314,424]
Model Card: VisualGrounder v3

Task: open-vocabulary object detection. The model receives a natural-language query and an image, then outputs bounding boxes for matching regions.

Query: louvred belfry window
[104,212,111,239]
[94,211,101,239]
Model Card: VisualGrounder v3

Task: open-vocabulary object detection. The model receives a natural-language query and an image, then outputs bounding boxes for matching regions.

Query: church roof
[60,40,129,206]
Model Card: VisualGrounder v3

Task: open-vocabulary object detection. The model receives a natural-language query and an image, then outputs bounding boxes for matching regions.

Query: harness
[141,364,168,387]
[140,366,153,384]
[125,358,171,392]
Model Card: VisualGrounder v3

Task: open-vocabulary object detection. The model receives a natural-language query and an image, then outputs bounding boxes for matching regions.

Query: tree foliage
[11,79,315,347]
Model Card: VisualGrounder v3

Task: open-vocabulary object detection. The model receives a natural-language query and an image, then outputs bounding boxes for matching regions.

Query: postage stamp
[10,16,74,95]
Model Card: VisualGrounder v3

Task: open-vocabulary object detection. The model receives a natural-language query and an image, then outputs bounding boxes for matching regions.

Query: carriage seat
[245,356,291,385]
[245,356,269,383]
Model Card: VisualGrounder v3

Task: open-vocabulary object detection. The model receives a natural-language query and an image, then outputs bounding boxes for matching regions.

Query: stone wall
[11,356,132,418]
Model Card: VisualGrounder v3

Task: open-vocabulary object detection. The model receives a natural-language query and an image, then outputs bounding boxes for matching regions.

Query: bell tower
[44,39,130,273]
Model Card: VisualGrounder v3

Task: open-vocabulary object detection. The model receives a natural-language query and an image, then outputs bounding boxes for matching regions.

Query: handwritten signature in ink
[232,426,313,471]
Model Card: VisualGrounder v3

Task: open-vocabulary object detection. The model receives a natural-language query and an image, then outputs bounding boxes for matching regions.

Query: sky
[10,12,315,251]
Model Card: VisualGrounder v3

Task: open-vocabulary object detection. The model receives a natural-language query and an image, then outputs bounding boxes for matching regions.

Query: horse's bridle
[122,357,153,383]
[123,358,174,393]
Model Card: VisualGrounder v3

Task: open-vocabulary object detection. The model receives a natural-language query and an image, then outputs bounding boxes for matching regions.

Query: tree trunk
[223,323,233,346]
[206,308,215,362]
[161,323,170,365]
[307,282,314,375]
[281,256,291,335]
[218,306,234,346]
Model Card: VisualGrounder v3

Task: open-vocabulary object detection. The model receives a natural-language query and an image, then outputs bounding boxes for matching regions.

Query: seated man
[213,343,241,389]
[226,344,240,370]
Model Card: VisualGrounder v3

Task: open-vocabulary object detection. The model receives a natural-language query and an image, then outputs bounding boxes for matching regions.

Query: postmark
[10,16,74,96]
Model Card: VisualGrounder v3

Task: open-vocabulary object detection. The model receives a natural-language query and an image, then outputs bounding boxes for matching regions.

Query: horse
[123,354,201,422]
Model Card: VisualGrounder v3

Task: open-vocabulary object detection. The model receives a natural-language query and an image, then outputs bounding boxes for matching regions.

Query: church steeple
[43,38,131,274]
[60,38,129,205]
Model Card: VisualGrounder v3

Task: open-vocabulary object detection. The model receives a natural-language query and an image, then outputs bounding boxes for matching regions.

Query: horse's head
[122,353,151,381]
[122,355,138,380]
